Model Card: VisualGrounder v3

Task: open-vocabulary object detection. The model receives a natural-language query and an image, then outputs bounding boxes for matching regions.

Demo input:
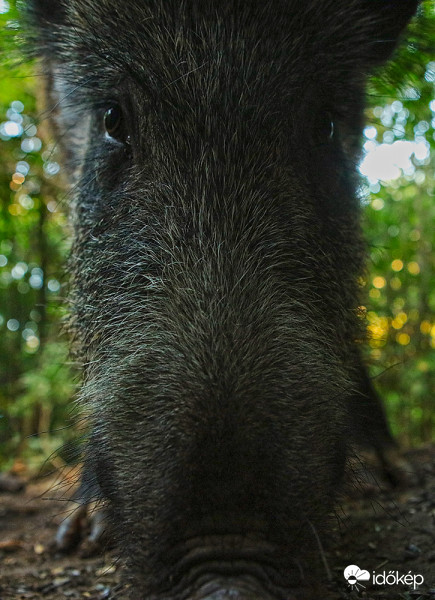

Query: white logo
[344,564,370,591]
[343,564,424,592]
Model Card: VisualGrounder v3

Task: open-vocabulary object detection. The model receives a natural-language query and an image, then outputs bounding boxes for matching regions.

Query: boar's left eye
[104,105,129,144]
[313,111,335,145]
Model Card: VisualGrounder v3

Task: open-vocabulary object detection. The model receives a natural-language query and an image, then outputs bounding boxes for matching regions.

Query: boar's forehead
[48,0,381,165]
[56,0,375,98]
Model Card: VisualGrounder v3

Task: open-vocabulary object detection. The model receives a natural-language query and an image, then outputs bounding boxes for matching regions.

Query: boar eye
[315,111,335,143]
[327,118,334,140]
[319,113,334,141]
[104,105,129,144]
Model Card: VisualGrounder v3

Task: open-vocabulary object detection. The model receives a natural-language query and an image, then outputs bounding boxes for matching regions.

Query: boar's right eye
[104,105,129,144]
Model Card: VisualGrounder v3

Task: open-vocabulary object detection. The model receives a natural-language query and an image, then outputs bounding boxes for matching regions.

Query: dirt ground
[0,445,434,600]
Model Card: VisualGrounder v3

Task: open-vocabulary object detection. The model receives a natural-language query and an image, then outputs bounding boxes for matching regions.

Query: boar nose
[200,592,265,600]
[203,594,251,599]
[199,592,291,600]
[193,578,284,600]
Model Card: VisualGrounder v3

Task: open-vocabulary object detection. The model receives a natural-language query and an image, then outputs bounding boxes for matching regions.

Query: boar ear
[24,1,83,180]
[26,0,67,27]
[24,0,68,55]
[360,0,420,65]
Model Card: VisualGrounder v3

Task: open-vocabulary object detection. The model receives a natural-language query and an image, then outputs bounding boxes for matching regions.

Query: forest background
[0,0,434,474]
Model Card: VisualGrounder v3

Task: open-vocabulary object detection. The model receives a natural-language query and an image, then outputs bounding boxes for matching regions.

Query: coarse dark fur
[25,1,419,598]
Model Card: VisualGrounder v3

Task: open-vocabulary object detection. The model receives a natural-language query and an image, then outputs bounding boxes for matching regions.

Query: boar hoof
[55,503,109,556]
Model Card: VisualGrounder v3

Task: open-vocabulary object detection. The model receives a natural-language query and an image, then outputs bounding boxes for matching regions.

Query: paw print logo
[344,564,370,591]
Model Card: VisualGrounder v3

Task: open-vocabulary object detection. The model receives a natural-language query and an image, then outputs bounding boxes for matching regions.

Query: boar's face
[27,1,418,598]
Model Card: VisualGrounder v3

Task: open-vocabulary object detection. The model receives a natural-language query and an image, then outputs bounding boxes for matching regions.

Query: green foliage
[0,0,433,472]
[0,0,76,470]
[362,0,435,445]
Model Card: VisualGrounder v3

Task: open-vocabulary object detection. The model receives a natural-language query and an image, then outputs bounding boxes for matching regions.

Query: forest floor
[0,444,434,600]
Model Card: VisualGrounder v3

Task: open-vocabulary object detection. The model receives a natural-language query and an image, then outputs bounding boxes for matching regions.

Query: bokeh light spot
[420,321,431,334]
[391,259,403,272]
[373,276,386,289]
[396,333,410,346]
[407,261,420,275]
[390,277,402,290]
[371,198,384,210]
[7,318,19,332]
[12,173,25,185]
